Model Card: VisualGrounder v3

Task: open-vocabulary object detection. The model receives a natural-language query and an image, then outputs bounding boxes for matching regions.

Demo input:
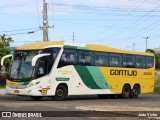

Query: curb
[75,105,160,111]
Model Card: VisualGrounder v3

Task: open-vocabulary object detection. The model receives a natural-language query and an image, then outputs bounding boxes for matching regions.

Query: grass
[154,77,160,94]
[0,85,5,89]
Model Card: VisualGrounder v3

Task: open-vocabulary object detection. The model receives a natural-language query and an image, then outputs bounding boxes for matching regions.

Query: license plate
[14,90,19,93]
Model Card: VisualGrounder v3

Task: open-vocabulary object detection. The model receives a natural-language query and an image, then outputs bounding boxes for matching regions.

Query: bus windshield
[9,50,40,81]
[8,47,61,81]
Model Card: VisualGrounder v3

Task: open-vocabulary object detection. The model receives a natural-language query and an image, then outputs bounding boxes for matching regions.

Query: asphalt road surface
[0,94,160,120]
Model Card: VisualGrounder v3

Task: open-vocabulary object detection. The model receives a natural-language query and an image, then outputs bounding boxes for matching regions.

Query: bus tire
[54,85,68,101]
[31,96,43,101]
[131,85,139,98]
[121,85,131,98]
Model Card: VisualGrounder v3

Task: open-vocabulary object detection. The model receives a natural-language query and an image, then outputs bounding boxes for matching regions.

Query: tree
[0,34,14,68]
[146,49,160,69]
[0,34,13,85]
[155,53,160,69]
[146,49,155,54]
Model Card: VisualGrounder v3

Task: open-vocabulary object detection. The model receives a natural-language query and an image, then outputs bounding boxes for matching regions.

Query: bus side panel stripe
[99,67,117,93]
[87,66,111,89]
[74,66,101,89]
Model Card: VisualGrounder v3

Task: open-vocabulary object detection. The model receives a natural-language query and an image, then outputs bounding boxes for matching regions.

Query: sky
[0,0,160,52]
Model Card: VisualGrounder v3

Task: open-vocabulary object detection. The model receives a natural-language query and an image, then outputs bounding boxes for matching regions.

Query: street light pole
[144,37,149,50]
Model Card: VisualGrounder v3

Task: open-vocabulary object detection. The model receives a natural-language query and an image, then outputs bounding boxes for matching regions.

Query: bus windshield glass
[9,50,40,81]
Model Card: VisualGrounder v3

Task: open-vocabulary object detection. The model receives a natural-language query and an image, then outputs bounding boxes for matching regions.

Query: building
[154,47,160,53]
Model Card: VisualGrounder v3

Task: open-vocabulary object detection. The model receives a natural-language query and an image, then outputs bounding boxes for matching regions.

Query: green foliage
[0,34,13,86]
[0,34,14,68]
[146,49,160,69]
[155,77,160,94]
[155,53,160,69]
[146,49,155,54]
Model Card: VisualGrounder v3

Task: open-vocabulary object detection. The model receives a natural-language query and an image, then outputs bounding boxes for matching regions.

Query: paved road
[0,95,160,119]
[0,95,160,110]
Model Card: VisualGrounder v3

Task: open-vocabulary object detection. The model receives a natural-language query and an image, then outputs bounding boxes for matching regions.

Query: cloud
[0,0,30,7]
[4,6,35,15]
[0,0,39,15]
[56,0,158,12]
[1,0,74,16]
[0,0,159,16]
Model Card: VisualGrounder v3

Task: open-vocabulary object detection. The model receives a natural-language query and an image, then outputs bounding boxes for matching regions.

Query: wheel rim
[133,89,138,96]
[124,88,129,96]
[57,89,64,97]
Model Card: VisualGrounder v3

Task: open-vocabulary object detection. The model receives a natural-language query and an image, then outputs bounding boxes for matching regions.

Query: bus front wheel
[54,85,68,101]
[121,85,131,98]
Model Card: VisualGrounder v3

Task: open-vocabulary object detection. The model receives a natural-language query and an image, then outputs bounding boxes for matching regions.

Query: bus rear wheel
[131,85,139,98]
[31,96,43,101]
[54,85,68,101]
[121,85,131,98]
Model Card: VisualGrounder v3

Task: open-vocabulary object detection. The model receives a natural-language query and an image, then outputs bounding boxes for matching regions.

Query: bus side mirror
[1,54,13,66]
[32,53,50,67]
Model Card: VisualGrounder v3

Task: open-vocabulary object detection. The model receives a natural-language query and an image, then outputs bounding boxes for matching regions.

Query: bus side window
[136,56,145,68]
[58,49,76,68]
[109,53,122,67]
[123,54,135,68]
[78,50,93,66]
[94,52,108,66]
[146,56,154,68]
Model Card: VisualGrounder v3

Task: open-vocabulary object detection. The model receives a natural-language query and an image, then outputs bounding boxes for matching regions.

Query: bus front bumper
[5,85,49,96]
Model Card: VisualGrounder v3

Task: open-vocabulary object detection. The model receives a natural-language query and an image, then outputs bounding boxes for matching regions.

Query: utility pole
[72,32,75,43]
[43,0,48,42]
[133,42,135,51]
[144,37,149,50]
[62,37,64,41]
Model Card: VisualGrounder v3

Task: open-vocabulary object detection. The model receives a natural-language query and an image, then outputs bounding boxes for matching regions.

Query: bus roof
[16,41,154,56]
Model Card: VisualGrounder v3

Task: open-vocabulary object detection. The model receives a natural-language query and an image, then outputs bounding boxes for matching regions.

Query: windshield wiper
[11,60,24,79]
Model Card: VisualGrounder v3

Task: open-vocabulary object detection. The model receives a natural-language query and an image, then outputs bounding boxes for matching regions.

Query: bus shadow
[4,94,146,101]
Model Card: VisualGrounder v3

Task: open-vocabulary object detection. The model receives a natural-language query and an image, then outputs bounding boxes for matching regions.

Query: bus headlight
[26,81,40,88]
[26,82,33,87]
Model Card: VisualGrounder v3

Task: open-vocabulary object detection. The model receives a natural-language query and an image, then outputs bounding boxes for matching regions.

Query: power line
[53,3,160,12]
[5,29,42,36]
[87,0,147,40]
[116,16,160,45]
[0,27,41,34]
[99,4,160,43]
[35,0,43,41]
[114,5,160,38]
[35,0,41,27]
[11,40,41,43]
[52,0,55,40]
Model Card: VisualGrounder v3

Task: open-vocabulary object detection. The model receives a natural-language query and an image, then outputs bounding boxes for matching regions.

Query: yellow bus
[1,41,155,100]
